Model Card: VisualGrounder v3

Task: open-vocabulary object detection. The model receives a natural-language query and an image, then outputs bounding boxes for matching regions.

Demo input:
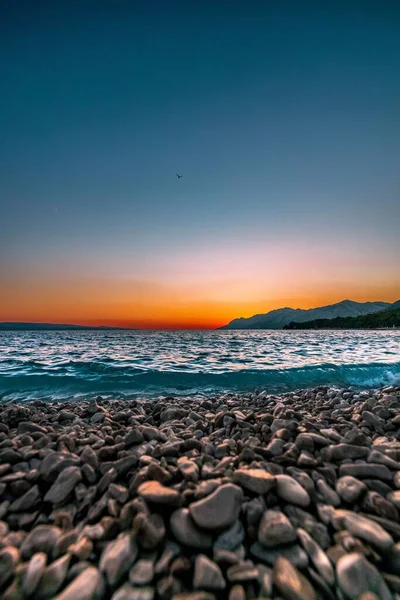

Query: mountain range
[284,302,400,330]
[220,300,395,330]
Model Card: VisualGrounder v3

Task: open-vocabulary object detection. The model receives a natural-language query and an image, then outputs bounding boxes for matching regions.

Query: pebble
[170,509,213,549]
[44,466,82,505]
[189,484,243,530]
[336,552,393,600]
[258,510,296,547]
[343,512,394,551]
[0,385,399,599]
[336,475,367,503]
[129,559,154,586]
[20,525,62,559]
[0,546,20,589]
[232,468,275,494]
[273,556,316,600]
[275,474,311,507]
[23,552,47,596]
[297,527,334,585]
[99,534,138,586]
[53,566,104,600]
[137,481,181,506]
[193,554,226,590]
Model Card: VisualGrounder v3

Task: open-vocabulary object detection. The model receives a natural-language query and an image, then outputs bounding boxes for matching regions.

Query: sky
[1,0,399,329]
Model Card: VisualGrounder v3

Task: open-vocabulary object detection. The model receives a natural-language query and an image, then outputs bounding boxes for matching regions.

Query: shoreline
[0,384,400,599]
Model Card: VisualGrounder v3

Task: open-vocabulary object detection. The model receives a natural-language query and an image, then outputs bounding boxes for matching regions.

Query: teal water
[0,330,399,402]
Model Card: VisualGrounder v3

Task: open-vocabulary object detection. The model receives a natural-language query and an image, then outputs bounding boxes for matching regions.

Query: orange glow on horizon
[1,286,399,329]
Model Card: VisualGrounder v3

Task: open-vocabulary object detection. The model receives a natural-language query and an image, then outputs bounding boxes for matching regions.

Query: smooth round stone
[232,469,276,494]
[53,566,104,600]
[336,552,392,600]
[194,554,226,591]
[177,459,199,482]
[189,484,244,530]
[129,560,154,586]
[275,475,310,507]
[21,525,62,560]
[344,513,394,551]
[170,509,213,549]
[273,556,316,600]
[387,490,400,508]
[44,466,82,505]
[336,476,367,503]
[258,510,296,548]
[23,552,47,596]
[99,534,138,586]
[137,481,181,506]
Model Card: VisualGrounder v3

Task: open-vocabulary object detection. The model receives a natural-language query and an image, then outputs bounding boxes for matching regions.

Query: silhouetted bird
[176,173,183,179]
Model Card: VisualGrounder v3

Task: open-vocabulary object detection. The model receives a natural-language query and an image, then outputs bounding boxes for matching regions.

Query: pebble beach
[1,385,400,600]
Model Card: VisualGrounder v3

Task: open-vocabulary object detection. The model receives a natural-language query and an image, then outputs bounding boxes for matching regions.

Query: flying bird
[176,173,183,179]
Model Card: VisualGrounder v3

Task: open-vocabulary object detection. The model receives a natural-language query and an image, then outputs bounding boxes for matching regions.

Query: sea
[0,330,399,403]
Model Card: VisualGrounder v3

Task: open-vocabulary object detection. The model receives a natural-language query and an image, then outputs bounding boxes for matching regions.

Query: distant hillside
[284,305,400,330]
[0,322,128,331]
[220,300,391,330]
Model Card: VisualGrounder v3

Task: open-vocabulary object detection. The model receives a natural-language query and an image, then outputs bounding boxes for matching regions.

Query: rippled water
[0,330,399,402]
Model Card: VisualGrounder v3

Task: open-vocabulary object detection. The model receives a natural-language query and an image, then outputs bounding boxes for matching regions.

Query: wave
[1,361,399,402]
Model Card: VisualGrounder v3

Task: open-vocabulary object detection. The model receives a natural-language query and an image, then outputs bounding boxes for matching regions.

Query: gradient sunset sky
[1,0,399,329]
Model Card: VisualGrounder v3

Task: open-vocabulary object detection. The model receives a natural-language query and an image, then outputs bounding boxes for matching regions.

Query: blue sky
[1,0,399,326]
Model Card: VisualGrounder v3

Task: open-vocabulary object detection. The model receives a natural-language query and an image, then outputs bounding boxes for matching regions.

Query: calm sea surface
[0,330,399,402]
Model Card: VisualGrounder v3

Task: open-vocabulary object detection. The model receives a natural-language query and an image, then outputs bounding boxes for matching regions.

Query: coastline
[1,384,400,599]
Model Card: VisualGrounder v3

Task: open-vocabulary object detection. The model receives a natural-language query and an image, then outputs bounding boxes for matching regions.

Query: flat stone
[54,566,104,600]
[258,510,296,548]
[100,534,138,586]
[0,546,20,589]
[275,475,310,507]
[23,552,47,596]
[129,559,154,586]
[34,554,71,600]
[250,542,309,569]
[339,463,392,481]
[336,476,367,503]
[226,561,259,583]
[112,584,155,600]
[336,552,392,600]
[44,466,82,504]
[326,443,369,461]
[21,525,62,560]
[344,513,394,551]
[170,509,212,549]
[190,484,243,530]
[137,481,181,506]
[273,556,316,600]
[297,528,334,586]
[9,484,40,512]
[214,520,245,551]
[193,554,226,591]
[232,469,275,494]
[40,452,80,482]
